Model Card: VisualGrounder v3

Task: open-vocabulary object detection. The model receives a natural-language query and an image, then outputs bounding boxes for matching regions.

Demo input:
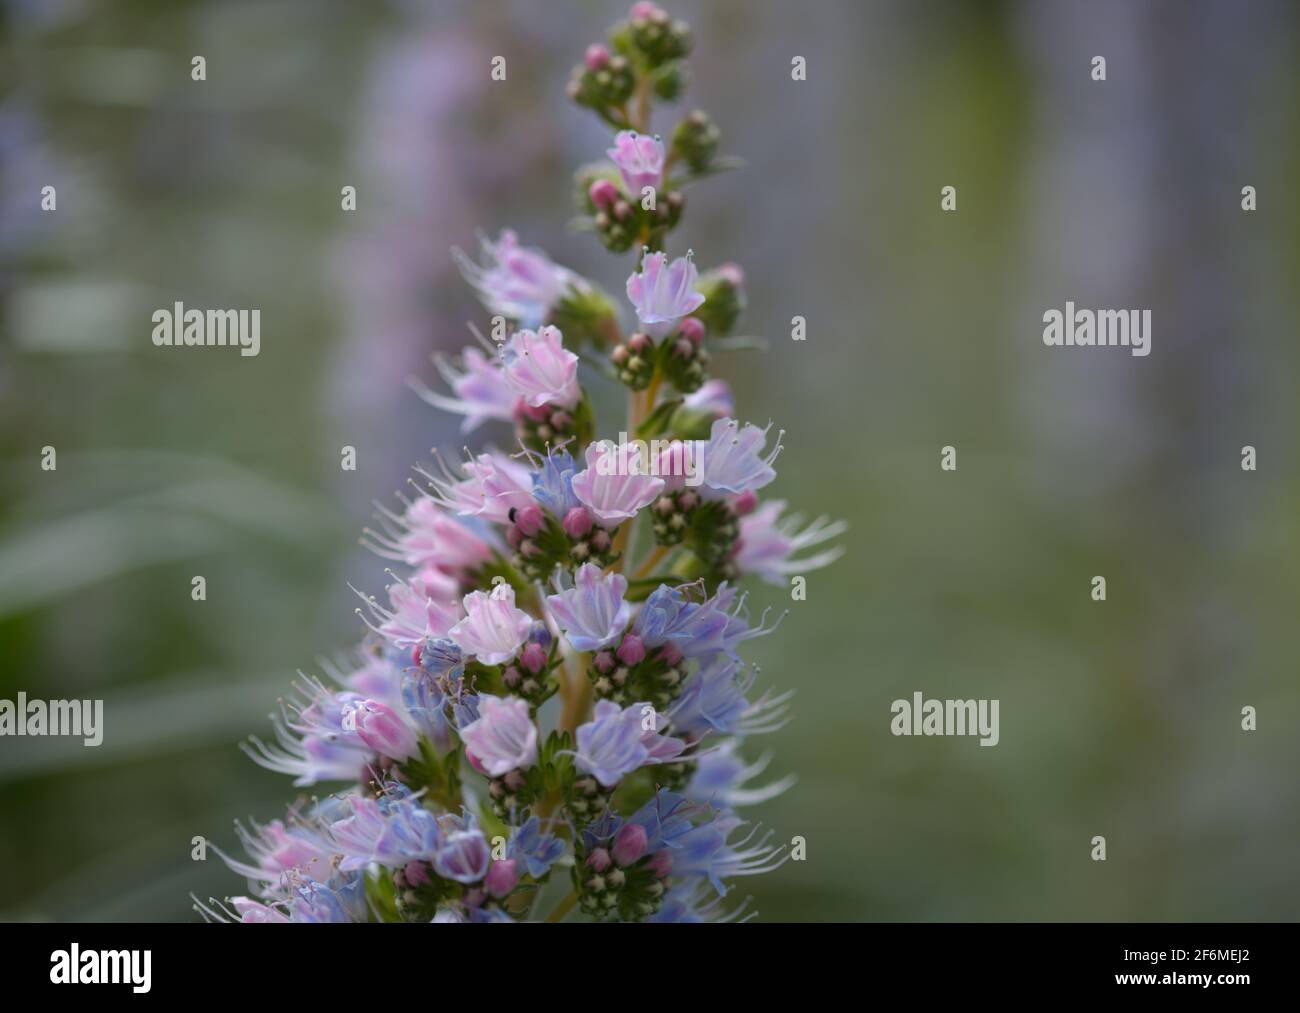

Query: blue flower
[508,817,566,878]
[546,563,632,652]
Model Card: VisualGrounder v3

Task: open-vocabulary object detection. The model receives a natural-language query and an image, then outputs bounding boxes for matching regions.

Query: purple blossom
[434,829,491,884]
[545,562,632,652]
[626,250,705,340]
[414,346,517,433]
[341,698,420,761]
[455,229,584,328]
[328,791,443,872]
[365,494,496,574]
[607,130,665,194]
[733,498,846,585]
[503,325,581,408]
[695,417,783,499]
[458,694,538,776]
[570,440,665,526]
[449,582,533,664]
[574,700,683,787]
[424,451,536,525]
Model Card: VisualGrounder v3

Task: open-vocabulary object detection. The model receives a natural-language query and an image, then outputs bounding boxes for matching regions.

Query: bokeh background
[2,0,1298,921]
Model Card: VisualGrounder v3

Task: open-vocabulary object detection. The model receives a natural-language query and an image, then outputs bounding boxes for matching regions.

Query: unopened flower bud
[585,43,611,70]
[485,858,520,898]
[521,640,547,674]
[612,823,649,866]
[515,503,544,537]
[586,847,612,872]
[563,506,594,538]
[678,316,705,346]
[589,177,619,210]
[731,489,758,516]
[616,634,646,666]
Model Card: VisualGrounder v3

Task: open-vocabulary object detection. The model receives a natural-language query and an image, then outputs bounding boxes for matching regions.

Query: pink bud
[404,860,431,887]
[584,43,611,70]
[521,640,547,675]
[589,178,619,210]
[718,262,745,289]
[731,489,759,516]
[593,650,615,674]
[646,851,673,878]
[628,332,652,354]
[612,823,648,867]
[506,525,524,550]
[345,700,418,761]
[585,847,612,872]
[678,316,705,346]
[591,528,611,552]
[616,634,646,667]
[631,2,664,22]
[515,503,544,537]
[485,859,519,898]
[660,642,683,667]
[563,506,594,539]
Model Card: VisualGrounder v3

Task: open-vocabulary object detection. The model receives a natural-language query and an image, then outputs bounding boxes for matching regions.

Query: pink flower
[503,325,580,408]
[367,495,495,574]
[607,130,665,195]
[455,229,583,329]
[485,858,520,898]
[430,451,535,525]
[626,250,706,340]
[449,582,533,665]
[683,378,735,418]
[735,499,846,585]
[612,823,648,866]
[459,694,538,776]
[413,346,516,433]
[340,699,419,761]
[696,417,783,499]
[357,573,463,649]
[570,440,665,527]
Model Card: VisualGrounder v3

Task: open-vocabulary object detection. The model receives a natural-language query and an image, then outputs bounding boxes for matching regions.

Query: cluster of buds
[513,397,592,454]
[567,44,635,122]
[670,109,721,173]
[504,501,616,582]
[590,635,685,710]
[610,315,707,393]
[506,503,618,582]
[577,823,669,921]
[587,174,684,253]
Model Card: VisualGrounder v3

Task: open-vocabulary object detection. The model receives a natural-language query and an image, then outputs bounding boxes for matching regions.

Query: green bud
[652,61,688,101]
[692,265,746,336]
[549,282,619,349]
[671,109,721,173]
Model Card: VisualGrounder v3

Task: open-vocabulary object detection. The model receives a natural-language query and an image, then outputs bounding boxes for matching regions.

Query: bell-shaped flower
[626,250,705,340]
[503,325,580,408]
[734,499,846,585]
[458,694,538,777]
[574,700,684,788]
[545,562,632,652]
[606,130,665,195]
[448,582,532,665]
[413,346,517,433]
[455,229,583,329]
[570,440,665,527]
[696,417,782,499]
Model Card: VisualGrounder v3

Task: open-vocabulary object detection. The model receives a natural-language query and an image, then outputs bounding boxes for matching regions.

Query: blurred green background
[2,0,1298,921]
